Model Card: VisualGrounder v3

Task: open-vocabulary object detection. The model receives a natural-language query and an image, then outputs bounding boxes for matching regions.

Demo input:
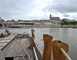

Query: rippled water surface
[0,28,77,60]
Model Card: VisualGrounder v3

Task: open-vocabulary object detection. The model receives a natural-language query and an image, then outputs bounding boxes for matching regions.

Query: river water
[0,28,77,60]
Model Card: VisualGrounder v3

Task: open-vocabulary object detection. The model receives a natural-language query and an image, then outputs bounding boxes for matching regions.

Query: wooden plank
[0,46,3,49]
[14,56,29,60]
[20,38,34,60]
[0,43,7,47]
[2,37,34,60]
[0,50,5,60]
[0,38,15,40]
[0,40,11,43]
[2,39,21,57]
[0,33,17,40]
[0,33,18,50]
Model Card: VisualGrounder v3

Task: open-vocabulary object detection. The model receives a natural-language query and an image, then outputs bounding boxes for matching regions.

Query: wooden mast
[43,34,53,60]
[52,40,68,60]
[28,29,35,49]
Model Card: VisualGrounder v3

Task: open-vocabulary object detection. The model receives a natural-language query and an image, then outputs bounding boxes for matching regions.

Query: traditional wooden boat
[0,29,71,60]
[0,32,42,60]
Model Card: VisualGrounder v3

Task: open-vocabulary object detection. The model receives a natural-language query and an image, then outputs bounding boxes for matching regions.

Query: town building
[50,14,61,25]
[0,14,61,28]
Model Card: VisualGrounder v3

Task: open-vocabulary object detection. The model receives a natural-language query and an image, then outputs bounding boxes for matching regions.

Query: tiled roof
[50,17,60,20]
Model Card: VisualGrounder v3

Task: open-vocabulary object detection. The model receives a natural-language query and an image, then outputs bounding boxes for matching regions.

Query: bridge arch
[0,23,3,27]
[4,24,8,27]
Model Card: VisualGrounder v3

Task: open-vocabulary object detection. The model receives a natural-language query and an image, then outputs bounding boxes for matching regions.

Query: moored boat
[0,29,11,38]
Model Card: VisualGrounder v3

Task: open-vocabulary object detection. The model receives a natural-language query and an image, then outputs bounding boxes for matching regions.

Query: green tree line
[60,19,77,25]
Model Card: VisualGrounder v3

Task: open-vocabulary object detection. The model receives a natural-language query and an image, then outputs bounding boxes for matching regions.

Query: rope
[14,37,22,60]
[33,47,38,60]
[35,44,43,55]
[23,56,25,60]
[2,39,14,55]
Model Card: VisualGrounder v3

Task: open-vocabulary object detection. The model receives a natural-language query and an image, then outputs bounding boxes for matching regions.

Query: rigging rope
[35,36,43,41]
[15,40,32,60]
[15,37,23,60]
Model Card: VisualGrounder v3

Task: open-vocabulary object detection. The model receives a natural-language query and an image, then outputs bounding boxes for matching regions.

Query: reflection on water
[0,28,77,60]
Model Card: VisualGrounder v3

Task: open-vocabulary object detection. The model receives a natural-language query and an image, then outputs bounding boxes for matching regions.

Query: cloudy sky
[0,0,77,20]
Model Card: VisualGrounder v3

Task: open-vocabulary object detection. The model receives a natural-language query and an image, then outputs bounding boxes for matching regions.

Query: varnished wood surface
[43,34,53,60]
[52,40,68,60]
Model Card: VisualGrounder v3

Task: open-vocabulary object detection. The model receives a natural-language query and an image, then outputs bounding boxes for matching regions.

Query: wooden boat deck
[1,34,34,60]
[0,31,70,60]
[0,33,18,50]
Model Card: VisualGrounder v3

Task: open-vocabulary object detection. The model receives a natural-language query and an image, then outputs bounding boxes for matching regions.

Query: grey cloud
[63,14,70,17]
[46,0,77,13]
[0,0,35,19]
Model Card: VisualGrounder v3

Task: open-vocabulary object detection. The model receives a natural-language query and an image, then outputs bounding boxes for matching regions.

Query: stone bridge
[0,21,34,28]
[0,23,9,28]
[0,23,3,27]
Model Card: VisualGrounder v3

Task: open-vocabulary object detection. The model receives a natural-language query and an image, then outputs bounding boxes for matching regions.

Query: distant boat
[0,29,11,37]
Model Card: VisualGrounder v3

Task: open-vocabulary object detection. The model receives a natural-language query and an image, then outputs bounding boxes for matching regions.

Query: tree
[60,19,69,25]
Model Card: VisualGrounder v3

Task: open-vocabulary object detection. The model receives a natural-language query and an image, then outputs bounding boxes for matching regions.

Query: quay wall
[1,23,77,28]
[62,25,77,28]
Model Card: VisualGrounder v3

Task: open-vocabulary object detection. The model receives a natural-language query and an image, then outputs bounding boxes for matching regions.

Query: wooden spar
[52,40,68,60]
[15,40,32,60]
[27,29,35,49]
[27,29,39,60]
[43,34,53,60]
[60,48,72,60]
[33,47,38,60]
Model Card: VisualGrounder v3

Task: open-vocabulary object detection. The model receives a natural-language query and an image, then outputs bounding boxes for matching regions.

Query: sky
[0,0,77,20]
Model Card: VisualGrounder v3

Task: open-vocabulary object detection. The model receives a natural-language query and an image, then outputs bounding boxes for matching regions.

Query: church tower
[50,14,52,20]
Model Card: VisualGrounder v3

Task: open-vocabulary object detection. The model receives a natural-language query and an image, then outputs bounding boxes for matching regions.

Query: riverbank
[1,24,77,28]
[8,25,77,28]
